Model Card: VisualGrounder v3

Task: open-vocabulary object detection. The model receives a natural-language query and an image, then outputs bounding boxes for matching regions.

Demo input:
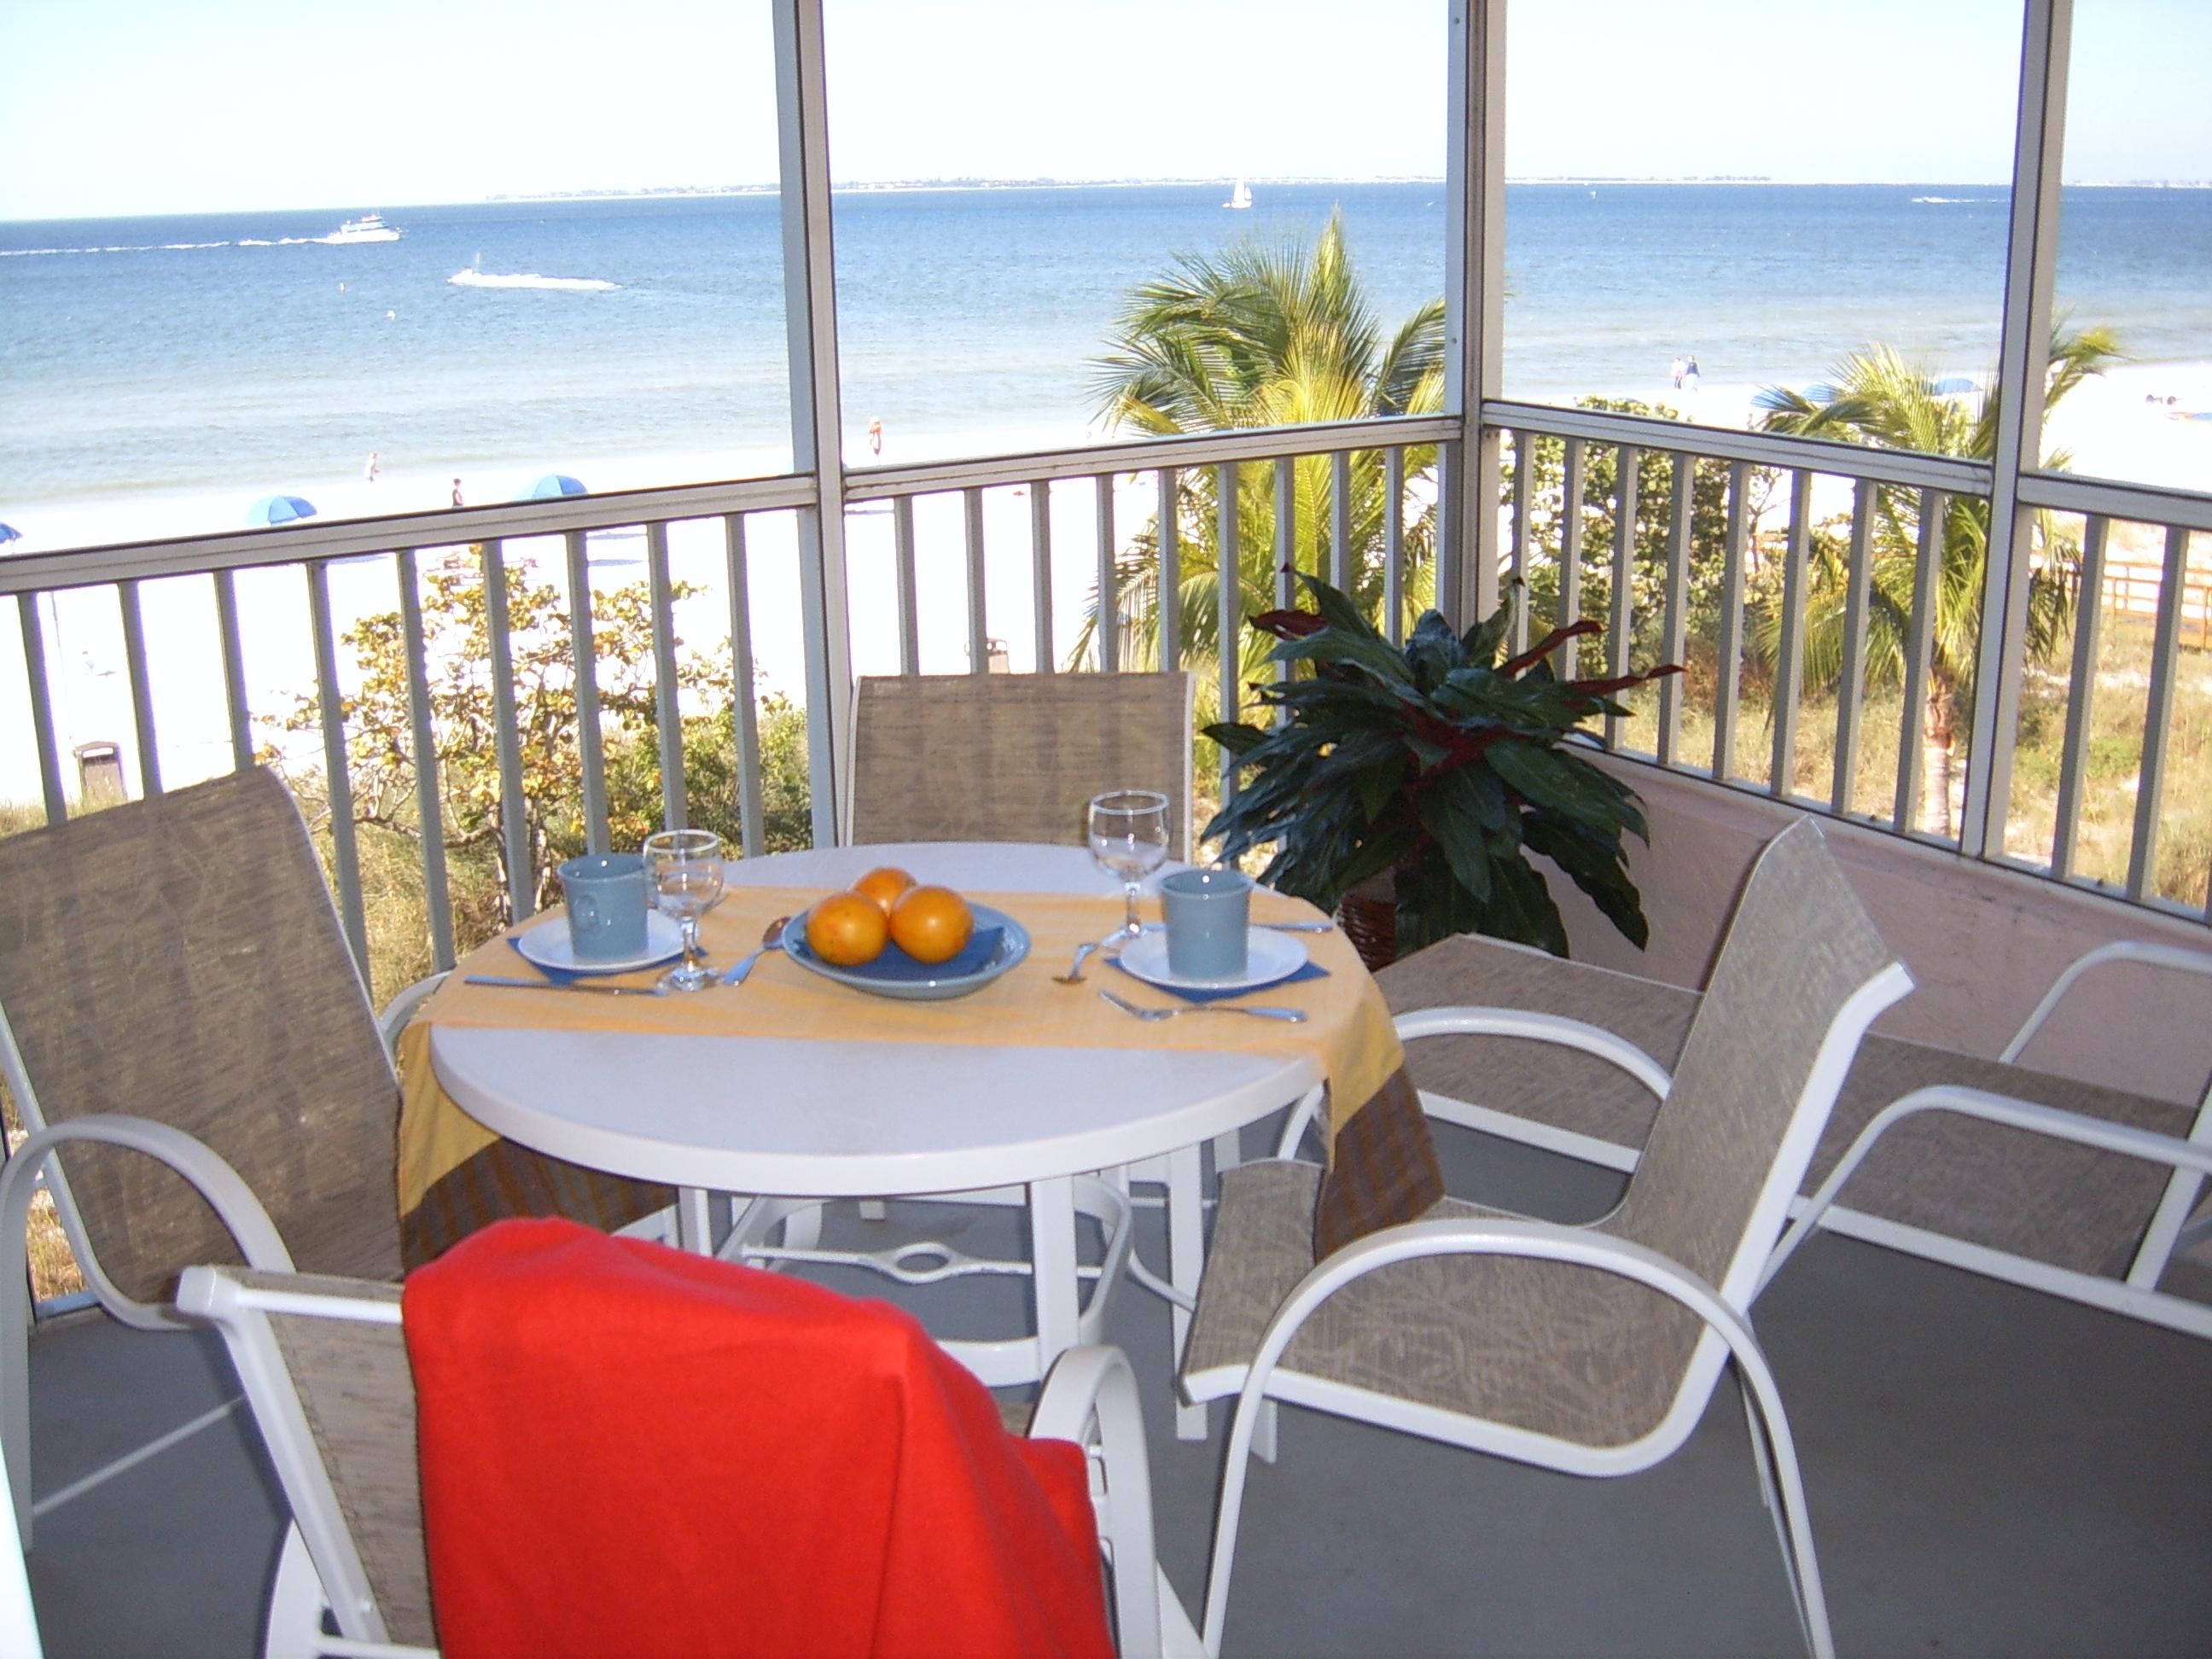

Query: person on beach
[451,478,464,509]
[364,451,380,485]
[1670,355,1685,389]
[867,416,883,457]
[1685,355,1702,393]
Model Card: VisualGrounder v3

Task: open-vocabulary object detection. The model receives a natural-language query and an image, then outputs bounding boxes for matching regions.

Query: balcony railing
[1,406,2206,1022]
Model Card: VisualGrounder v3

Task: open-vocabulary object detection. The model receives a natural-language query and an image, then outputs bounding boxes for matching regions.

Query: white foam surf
[449,267,620,292]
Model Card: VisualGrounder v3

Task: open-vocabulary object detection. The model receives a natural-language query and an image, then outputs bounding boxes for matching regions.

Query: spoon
[1054,939,1106,985]
[720,916,794,986]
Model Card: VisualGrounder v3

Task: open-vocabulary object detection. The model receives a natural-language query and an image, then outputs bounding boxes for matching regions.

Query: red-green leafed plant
[1202,574,1680,958]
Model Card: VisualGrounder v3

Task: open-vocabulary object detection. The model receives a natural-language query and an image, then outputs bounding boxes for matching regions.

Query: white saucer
[1116,928,1308,993]
[514,911,685,975]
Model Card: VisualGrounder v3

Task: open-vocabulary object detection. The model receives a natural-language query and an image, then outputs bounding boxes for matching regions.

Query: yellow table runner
[397,884,1406,1231]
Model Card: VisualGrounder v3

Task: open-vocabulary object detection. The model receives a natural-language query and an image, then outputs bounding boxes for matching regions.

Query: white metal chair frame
[1206,963,1915,1659]
[175,1265,1201,1659]
[0,1115,299,1545]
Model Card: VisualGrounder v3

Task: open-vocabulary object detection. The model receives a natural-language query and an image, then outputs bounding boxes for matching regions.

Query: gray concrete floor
[23,1123,2212,1656]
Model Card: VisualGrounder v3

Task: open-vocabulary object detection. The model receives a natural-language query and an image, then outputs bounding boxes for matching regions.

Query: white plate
[514,911,686,975]
[1115,928,1308,993]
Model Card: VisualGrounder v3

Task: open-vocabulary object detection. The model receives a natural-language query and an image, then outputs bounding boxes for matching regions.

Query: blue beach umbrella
[0,523,20,544]
[1931,376,1979,397]
[522,474,588,500]
[247,494,318,526]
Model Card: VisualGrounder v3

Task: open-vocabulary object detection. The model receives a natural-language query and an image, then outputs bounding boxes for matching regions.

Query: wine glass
[643,829,725,991]
[1087,790,1171,940]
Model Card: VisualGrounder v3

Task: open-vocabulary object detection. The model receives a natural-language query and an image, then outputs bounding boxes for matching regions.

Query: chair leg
[1732,1353,1835,1659]
[1167,1144,1207,1441]
[1739,1369,1779,1516]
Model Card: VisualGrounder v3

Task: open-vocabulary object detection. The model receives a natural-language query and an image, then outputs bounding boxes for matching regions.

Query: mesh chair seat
[847,672,1195,856]
[1183,1161,1704,1448]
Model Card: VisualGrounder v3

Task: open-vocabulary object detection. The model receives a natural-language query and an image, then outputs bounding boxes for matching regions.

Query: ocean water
[1,182,2206,509]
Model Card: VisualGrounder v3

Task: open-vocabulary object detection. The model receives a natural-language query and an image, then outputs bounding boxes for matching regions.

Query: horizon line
[8,174,2209,224]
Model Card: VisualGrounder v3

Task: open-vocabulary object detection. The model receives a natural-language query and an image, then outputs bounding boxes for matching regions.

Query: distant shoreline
[13,177,2210,225]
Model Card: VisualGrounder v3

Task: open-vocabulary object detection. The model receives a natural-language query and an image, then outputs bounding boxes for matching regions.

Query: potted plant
[1202,574,1679,963]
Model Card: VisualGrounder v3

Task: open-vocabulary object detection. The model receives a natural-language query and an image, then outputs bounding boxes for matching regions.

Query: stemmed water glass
[1087,789,1170,940]
[643,828,725,991]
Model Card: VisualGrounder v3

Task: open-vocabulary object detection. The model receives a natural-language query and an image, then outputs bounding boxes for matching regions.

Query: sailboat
[1224,179,1253,210]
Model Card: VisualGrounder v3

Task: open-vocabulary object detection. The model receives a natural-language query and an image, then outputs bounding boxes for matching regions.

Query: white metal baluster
[894,495,921,675]
[1604,445,1639,748]
[2126,525,2193,901]
[725,513,766,859]
[396,549,455,971]
[1273,457,1295,694]
[1557,438,1586,678]
[1771,469,1813,798]
[1095,474,1118,672]
[1830,480,1877,818]
[1330,451,1353,592]
[1713,460,1751,782]
[1384,445,1406,647]
[116,579,161,796]
[1505,431,1531,656]
[306,559,369,972]
[479,538,535,919]
[965,486,989,674]
[15,595,67,824]
[1656,453,1692,766]
[1894,492,1946,836]
[1156,468,1180,671]
[212,568,253,770]
[565,528,610,853]
[1217,461,1241,802]
[646,521,686,830]
[2047,515,2107,882]
[1027,482,1052,675]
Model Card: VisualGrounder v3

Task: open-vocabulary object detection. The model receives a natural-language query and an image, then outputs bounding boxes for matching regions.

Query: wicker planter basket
[1333,876,1398,973]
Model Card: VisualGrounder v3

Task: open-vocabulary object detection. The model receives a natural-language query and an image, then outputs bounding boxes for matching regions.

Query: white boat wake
[449,267,620,292]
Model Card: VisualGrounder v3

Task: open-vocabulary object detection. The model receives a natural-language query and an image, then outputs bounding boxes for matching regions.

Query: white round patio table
[431,841,1317,1422]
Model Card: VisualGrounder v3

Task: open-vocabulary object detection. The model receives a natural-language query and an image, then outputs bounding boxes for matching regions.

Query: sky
[3,0,2208,220]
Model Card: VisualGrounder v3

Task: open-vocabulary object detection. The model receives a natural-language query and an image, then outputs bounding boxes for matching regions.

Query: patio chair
[790,670,1196,1388]
[176,1248,1197,1656]
[844,671,1195,856]
[1365,888,2212,1341]
[0,767,651,1545]
[1180,818,1912,1658]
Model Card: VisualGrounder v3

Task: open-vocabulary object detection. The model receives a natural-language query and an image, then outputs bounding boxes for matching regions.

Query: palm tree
[1080,213,1447,714]
[1753,323,2122,835]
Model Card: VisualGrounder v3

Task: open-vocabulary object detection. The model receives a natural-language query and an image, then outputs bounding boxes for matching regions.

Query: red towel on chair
[404,1218,1113,1659]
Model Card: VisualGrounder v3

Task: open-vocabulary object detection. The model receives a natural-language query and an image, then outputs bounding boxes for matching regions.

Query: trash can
[73,741,125,805]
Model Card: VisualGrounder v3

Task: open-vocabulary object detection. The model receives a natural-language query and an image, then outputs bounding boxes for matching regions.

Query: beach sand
[1,367,2203,809]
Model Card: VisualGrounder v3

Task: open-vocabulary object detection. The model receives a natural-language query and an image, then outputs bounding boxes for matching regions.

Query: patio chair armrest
[2003,941,2212,1064]
[1202,1217,1827,1658]
[1760,1085,2212,1297]
[3,1116,295,1548]
[376,972,448,1061]
[1273,1006,1674,1159]
[1030,1344,1165,1659]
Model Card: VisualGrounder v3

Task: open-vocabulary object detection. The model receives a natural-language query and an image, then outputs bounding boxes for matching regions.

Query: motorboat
[326,212,402,244]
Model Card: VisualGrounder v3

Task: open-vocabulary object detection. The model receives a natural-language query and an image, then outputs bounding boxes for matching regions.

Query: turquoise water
[1,182,2204,503]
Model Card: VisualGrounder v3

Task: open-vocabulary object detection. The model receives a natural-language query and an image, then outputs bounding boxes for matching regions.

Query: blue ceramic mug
[557,853,649,962]
[1161,867,1254,980]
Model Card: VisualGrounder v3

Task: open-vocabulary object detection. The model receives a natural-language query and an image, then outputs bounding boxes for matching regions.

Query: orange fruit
[806,890,889,967]
[889,885,974,964]
[850,864,917,914]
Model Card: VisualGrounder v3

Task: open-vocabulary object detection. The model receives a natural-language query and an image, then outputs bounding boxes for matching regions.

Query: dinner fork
[1097,987,1307,1023]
